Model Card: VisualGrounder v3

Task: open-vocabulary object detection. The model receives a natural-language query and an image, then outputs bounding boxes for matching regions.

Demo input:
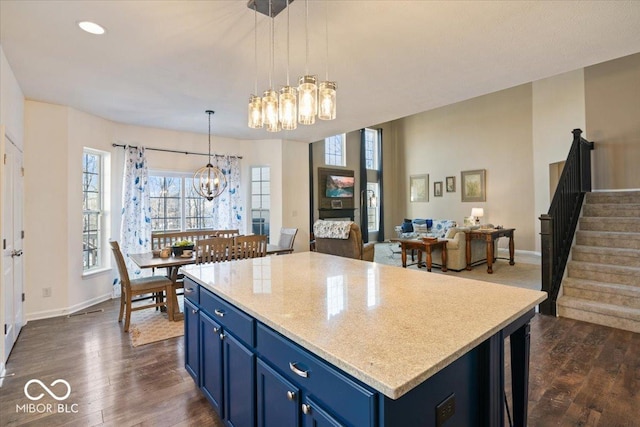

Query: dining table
[129,243,293,321]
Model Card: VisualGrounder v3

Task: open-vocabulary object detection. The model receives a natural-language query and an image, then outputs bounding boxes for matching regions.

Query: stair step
[579,217,640,233]
[586,191,640,204]
[576,230,640,250]
[572,245,640,268]
[583,203,640,217]
[567,260,640,286]
[558,297,640,333]
[563,278,640,309]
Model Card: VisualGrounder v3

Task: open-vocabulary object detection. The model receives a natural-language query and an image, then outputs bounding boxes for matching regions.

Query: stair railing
[539,129,594,315]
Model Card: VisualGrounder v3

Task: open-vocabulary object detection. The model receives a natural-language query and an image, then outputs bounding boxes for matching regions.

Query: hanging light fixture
[318,0,336,121]
[279,0,297,130]
[297,0,317,125]
[248,4,263,129]
[193,110,227,201]
[247,0,335,131]
[262,0,281,132]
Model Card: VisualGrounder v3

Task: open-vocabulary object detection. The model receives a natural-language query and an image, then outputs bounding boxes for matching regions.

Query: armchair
[313,220,375,261]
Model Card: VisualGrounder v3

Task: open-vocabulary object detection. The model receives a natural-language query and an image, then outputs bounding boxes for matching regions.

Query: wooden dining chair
[277,227,298,254]
[109,240,174,332]
[196,237,233,264]
[234,235,267,259]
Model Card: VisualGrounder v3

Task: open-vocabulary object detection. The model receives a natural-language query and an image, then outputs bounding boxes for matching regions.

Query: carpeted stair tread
[583,203,640,217]
[557,296,640,322]
[579,216,640,232]
[572,245,640,268]
[576,230,640,249]
[585,191,640,204]
[563,278,640,309]
[567,260,639,286]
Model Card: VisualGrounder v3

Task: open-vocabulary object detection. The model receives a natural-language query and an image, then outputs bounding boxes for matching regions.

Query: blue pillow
[401,220,413,233]
[426,219,433,229]
[413,219,427,225]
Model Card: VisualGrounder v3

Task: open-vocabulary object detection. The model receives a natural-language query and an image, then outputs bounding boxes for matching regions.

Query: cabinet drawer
[200,287,255,348]
[257,324,376,427]
[183,278,199,304]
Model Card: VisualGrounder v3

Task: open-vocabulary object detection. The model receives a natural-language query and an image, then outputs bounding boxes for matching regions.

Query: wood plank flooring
[1,299,638,426]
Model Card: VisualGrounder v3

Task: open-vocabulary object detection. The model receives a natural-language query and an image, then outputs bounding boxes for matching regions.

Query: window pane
[82,150,102,271]
[325,134,345,166]
[251,166,270,242]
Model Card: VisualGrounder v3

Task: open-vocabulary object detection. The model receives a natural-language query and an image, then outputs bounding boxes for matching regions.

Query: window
[149,172,214,232]
[82,149,103,271]
[366,182,379,232]
[364,128,379,170]
[251,166,270,241]
[325,134,346,166]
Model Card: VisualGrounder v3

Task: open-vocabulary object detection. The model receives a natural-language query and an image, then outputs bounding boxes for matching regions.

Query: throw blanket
[313,220,352,239]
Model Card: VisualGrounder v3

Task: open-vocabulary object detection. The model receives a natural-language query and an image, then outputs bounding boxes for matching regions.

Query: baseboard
[497,248,541,257]
[26,293,113,322]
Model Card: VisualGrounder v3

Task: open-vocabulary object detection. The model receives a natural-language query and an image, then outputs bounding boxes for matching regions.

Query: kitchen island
[181,252,546,426]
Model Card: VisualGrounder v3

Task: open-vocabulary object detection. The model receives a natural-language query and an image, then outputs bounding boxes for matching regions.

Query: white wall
[532,69,586,252]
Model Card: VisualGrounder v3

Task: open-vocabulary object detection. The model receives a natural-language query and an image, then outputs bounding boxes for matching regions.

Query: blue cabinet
[257,359,300,427]
[302,396,343,427]
[184,298,199,383]
[223,331,256,427]
[200,312,224,416]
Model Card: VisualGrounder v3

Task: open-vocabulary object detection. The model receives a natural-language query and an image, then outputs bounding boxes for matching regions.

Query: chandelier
[193,110,227,201]
[247,0,336,132]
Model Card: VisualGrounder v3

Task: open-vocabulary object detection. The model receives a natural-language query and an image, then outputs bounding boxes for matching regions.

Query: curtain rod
[111,143,242,159]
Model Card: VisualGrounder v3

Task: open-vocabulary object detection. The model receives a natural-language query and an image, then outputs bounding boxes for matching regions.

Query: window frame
[250,166,271,242]
[82,148,105,272]
[324,134,346,166]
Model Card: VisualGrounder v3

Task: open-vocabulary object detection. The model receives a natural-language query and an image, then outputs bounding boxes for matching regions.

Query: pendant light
[193,110,227,201]
[318,0,336,121]
[262,0,281,132]
[248,4,263,129]
[298,0,317,125]
[279,0,297,130]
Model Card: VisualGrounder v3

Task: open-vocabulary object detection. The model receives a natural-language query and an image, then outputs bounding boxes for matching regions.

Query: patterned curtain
[211,156,243,233]
[115,146,152,297]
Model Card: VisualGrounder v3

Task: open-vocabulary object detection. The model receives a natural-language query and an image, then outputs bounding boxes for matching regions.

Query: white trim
[81,266,112,279]
[26,293,112,322]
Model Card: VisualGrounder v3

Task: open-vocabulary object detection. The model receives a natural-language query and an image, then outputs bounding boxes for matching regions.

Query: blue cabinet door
[184,298,199,384]
[302,396,342,427]
[257,359,300,427]
[200,312,224,417]
[223,332,256,427]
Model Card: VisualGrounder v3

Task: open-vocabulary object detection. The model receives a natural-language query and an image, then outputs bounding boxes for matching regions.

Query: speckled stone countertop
[181,252,546,400]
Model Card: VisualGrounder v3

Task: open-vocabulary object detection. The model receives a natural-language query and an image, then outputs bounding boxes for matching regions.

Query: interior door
[2,131,24,364]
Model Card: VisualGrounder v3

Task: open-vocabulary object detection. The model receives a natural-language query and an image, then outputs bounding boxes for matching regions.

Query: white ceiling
[2,1,640,143]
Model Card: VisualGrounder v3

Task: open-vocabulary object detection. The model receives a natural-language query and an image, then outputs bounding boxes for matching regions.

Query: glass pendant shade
[262,89,280,132]
[318,81,336,120]
[298,75,317,125]
[248,95,263,128]
[279,86,298,130]
[193,163,227,201]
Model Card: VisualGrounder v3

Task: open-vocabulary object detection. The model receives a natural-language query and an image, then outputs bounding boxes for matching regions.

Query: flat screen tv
[326,175,354,198]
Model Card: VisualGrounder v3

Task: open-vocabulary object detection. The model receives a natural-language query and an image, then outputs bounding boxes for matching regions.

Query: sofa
[313,220,375,261]
[395,219,457,239]
[428,226,491,271]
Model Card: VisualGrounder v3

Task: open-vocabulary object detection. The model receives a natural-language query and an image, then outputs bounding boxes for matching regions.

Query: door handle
[11,249,23,257]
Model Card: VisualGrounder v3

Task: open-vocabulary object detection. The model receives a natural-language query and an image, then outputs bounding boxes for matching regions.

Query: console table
[391,238,448,271]
[465,227,516,274]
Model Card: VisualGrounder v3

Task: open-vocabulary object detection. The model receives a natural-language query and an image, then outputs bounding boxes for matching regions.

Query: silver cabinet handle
[289,362,309,378]
[213,327,220,333]
[301,403,312,415]
[219,333,225,340]
[191,309,198,314]
[185,287,194,294]
[286,390,296,401]
[214,309,225,317]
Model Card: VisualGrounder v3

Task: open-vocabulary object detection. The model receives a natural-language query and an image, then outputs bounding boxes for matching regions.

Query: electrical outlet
[436,393,455,426]
[42,288,52,298]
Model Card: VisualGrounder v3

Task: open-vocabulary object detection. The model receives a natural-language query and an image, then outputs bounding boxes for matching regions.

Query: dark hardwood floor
[0,299,638,426]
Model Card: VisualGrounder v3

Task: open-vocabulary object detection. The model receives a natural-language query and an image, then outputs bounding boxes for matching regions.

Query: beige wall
[532,69,586,252]
[585,52,640,190]
[394,84,536,251]
[0,46,24,147]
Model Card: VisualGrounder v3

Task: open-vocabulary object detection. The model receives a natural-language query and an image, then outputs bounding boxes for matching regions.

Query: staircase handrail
[539,129,594,315]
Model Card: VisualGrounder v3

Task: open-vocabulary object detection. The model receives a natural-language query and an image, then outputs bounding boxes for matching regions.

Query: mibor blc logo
[16,379,79,414]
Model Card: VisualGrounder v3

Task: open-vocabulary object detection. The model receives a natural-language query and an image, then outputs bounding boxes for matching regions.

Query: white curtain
[116,146,152,296]
[211,156,243,232]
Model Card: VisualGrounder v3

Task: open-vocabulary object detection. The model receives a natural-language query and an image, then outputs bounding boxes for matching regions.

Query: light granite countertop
[181,252,546,399]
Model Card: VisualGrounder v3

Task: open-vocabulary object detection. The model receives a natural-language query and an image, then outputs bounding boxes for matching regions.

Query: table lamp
[471,207,484,225]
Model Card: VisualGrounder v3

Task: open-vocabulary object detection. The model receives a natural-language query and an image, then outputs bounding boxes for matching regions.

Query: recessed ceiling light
[77,21,106,35]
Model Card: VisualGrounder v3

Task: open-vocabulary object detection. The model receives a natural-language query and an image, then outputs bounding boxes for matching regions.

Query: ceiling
[2,1,640,143]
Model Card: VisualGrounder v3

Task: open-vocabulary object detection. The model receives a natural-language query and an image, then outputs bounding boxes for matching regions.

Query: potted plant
[171,239,195,256]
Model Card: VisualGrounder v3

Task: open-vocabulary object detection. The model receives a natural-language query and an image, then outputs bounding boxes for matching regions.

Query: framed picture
[461,169,486,202]
[446,176,455,192]
[410,174,429,202]
[331,199,343,209]
[434,181,443,197]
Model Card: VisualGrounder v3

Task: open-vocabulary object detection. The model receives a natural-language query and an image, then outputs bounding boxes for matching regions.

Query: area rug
[129,297,184,347]
[373,242,542,292]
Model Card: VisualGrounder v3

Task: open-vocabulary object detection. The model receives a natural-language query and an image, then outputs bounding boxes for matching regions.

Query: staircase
[557,191,640,333]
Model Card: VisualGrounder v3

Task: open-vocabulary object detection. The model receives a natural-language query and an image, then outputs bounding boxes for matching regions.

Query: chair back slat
[278,227,298,250]
[196,237,233,264]
[109,240,130,289]
[234,235,267,259]
[151,229,239,249]
[214,229,240,238]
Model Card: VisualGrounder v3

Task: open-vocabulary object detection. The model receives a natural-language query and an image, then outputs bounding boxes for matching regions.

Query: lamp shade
[262,89,280,132]
[471,208,484,218]
[298,75,317,125]
[248,95,263,128]
[318,81,336,120]
[279,86,297,130]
